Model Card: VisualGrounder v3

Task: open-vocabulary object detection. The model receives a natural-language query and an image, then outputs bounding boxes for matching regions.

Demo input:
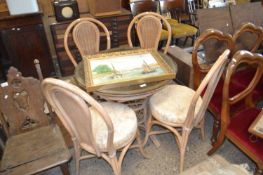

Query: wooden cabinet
[50,9,132,76]
[0,12,54,79]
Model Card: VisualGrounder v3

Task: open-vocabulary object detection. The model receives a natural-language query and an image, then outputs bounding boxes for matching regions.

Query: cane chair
[42,78,146,175]
[127,12,172,54]
[207,51,263,175]
[64,17,111,67]
[144,49,230,173]
[0,67,70,175]
[159,0,198,45]
[129,0,171,44]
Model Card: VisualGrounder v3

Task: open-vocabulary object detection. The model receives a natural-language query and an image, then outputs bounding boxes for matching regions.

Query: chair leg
[207,124,226,155]
[60,163,70,175]
[211,117,220,146]
[179,131,190,173]
[255,165,263,175]
[183,37,189,47]
[136,129,149,158]
[109,156,121,175]
[198,119,205,141]
[73,139,81,175]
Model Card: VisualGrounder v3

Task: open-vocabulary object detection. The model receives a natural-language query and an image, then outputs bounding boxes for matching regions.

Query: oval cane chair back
[42,78,143,175]
[127,12,172,54]
[64,17,111,67]
[192,29,235,89]
[233,23,263,53]
[208,51,263,174]
[145,49,230,173]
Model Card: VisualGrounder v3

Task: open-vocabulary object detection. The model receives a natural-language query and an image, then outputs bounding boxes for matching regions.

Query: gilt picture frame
[248,109,263,139]
[83,49,175,92]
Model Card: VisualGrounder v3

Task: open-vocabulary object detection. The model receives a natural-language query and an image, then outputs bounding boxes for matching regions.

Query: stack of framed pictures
[249,109,263,139]
[83,49,175,92]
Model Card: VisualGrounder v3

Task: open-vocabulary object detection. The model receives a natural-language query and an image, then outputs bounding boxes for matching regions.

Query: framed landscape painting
[249,109,263,139]
[83,49,175,91]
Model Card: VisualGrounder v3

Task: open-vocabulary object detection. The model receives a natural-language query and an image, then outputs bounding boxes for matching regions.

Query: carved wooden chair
[159,0,198,45]
[144,50,230,173]
[42,78,147,175]
[192,29,235,89]
[0,67,70,175]
[64,17,111,67]
[233,23,263,53]
[127,11,172,54]
[207,50,263,175]
[229,23,263,103]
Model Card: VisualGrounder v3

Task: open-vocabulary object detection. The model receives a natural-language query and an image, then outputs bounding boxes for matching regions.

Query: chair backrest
[42,78,115,157]
[0,67,49,137]
[129,0,159,16]
[185,49,230,129]
[192,29,235,89]
[127,12,172,54]
[221,51,263,125]
[159,0,186,21]
[64,17,111,67]
[233,23,263,53]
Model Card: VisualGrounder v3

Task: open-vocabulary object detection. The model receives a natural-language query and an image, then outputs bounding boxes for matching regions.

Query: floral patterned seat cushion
[150,85,203,124]
[89,102,137,151]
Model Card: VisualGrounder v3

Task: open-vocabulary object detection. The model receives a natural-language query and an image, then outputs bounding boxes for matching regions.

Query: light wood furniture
[127,12,172,54]
[208,50,263,175]
[50,9,132,76]
[74,47,177,147]
[42,78,147,175]
[64,17,111,67]
[0,12,55,79]
[0,67,70,175]
[144,50,230,173]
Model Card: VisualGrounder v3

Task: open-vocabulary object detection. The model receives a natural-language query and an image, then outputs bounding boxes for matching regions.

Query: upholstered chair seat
[167,22,198,38]
[231,67,263,101]
[90,102,137,151]
[209,79,247,115]
[144,49,230,173]
[227,108,263,162]
[150,85,202,124]
[161,29,170,40]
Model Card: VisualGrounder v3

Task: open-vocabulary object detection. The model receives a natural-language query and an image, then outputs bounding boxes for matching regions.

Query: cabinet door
[1,24,54,78]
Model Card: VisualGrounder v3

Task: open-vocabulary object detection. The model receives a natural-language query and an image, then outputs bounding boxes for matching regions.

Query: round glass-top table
[74,48,178,103]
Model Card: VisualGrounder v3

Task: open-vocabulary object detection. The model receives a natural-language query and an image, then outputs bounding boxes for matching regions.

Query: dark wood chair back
[159,0,185,21]
[0,67,49,137]
[208,50,263,174]
[192,29,235,89]
[233,22,263,53]
[129,0,159,16]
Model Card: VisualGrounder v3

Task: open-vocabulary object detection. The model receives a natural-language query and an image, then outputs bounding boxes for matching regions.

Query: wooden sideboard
[0,12,55,79]
[50,9,132,76]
